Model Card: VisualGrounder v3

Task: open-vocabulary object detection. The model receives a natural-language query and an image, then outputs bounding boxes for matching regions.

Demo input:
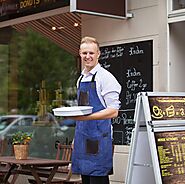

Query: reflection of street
[0,113,75,159]
[30,126,57,158]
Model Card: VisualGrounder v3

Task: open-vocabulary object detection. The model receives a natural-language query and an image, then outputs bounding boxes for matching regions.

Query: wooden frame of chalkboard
[99,40,153,145]
[126,92,185,184]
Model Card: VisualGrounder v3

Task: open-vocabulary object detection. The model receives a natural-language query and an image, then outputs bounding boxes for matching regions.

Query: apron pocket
[78,91,89,106]
[86,139,99,155]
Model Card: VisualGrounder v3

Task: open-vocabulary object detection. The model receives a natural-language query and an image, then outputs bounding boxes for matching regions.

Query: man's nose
[86,53,91,58]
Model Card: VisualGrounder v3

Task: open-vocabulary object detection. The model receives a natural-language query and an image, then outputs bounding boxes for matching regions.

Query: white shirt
[77,63,122,109]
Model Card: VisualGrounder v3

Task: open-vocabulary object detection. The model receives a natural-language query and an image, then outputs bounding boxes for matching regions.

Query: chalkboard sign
[155,130,185,184]
[99,40,153,145]
[126,92,185,184]
[149,96,185,121]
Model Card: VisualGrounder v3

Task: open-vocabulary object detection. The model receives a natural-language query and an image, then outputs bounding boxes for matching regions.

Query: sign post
[126,92,185,184]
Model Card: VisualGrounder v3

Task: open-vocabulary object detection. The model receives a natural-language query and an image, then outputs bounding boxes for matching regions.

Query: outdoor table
[0,156,70,184]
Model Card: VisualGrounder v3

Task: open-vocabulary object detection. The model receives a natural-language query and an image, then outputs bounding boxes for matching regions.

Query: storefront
[0,0,80,163]
[1,0,183,183]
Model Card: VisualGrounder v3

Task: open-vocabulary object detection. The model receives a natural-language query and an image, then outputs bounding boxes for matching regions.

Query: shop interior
[0,9,82,158]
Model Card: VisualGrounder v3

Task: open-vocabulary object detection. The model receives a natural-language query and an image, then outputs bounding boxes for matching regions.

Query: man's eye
[82,52,94,55]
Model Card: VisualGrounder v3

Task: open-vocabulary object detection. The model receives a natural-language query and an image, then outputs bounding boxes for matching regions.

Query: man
[71,36,121,184]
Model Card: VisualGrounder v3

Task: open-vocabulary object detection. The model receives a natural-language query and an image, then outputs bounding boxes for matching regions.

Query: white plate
[52,106,93,116]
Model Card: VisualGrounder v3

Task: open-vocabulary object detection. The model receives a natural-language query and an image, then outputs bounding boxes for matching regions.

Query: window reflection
[173,0,185,10]
[0,27,78,158]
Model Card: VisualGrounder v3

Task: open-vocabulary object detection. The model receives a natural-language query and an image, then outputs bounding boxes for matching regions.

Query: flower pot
[13,145,29,160]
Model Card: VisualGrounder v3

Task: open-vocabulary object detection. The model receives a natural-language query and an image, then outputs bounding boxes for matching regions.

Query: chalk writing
[125,128,133,145]
[112,112,135,125]
[100,40,153,145]
[125,91,138,105]
[126,68,141,78]
[125,67,148,106]
[100,61,110,69]
[99,46,125,60]
[129,45,144,56]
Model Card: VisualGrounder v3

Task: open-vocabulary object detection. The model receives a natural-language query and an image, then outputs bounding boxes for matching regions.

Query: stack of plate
[52,106,93,116]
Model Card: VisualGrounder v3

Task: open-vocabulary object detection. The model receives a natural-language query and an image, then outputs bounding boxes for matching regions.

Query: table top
[0,156,70,166]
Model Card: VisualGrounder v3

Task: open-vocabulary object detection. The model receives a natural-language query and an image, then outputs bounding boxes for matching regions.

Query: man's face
[79,42,100,72]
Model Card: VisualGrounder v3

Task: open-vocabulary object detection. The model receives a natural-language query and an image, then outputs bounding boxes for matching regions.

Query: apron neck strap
[91,72,97,82]
[79,72,97,83]
[79,74,84,84]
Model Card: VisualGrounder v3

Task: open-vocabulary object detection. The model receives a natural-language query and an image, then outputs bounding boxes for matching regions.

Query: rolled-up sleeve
[100,73,122,109]
[104,91,121,109]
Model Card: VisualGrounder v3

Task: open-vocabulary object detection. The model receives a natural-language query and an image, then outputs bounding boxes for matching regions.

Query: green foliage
[12,131,33,145]
[15,29,77,113]
[0,45,9,113]
[0,29,78,114]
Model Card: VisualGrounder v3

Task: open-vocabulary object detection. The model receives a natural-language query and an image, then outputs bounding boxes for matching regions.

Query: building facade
[0,0,184,183]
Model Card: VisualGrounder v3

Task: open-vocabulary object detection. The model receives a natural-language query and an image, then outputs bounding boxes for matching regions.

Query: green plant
[12,131,33,145]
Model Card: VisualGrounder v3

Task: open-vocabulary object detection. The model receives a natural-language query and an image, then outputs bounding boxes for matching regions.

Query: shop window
[0,27,78,158]
[168,0,185,16]
[172,0,185,10]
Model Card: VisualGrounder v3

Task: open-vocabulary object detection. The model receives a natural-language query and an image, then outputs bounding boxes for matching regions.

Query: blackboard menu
[149,96,185,121]
[155,131,185,184]
[99,40,153,145]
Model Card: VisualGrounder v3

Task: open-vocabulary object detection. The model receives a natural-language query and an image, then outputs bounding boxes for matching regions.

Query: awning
[12,11,81,56]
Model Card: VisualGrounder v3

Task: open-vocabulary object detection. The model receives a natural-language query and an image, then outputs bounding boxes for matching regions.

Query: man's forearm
[69,108,118,121]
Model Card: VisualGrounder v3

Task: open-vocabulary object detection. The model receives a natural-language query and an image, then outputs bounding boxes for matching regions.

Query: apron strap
[91,72,97,88]
[79,75,84,84]
[78,72,97,86]
[91,72,97,82]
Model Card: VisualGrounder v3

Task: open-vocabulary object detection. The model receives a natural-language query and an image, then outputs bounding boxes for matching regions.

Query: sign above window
[70,0,132,19]
[0,0,69,22]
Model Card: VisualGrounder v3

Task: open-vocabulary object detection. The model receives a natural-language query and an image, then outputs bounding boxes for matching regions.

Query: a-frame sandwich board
[126,92,185,184]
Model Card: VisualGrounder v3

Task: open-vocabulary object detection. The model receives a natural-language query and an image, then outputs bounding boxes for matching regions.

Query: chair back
[55,144,72,161]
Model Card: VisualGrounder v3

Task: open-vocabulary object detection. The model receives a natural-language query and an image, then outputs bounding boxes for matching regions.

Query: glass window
[172,0,185,10]
[0,27,78,158]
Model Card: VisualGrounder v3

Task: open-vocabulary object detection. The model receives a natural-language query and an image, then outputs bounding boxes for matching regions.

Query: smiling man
[71,36,122,184]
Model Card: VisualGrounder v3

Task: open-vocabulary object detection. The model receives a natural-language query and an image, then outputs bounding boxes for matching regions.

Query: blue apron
[72,73,113,176]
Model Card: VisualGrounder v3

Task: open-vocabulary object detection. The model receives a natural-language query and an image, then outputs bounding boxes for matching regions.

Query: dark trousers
[81,175,110,184]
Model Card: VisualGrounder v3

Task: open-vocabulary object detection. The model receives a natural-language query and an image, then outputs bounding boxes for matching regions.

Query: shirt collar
[81,63,101,76]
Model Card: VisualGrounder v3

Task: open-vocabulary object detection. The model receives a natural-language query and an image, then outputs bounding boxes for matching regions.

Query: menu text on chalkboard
[99,40,153,145]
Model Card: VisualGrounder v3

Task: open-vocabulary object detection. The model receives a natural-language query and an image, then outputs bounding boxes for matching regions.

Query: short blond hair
[80,36,100,50]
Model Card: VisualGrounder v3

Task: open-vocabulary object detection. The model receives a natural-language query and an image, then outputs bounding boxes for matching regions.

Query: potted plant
[12,131,33,160]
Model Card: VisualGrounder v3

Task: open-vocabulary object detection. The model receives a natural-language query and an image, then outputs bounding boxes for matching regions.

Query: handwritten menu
[99,40,153,145]
[155,131,185,184]
[149,96,185,121]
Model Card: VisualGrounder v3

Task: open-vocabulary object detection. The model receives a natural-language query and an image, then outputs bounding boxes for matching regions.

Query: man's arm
[69,108,118,121]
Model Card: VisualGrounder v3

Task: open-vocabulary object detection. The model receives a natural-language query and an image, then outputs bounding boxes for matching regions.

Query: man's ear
[97,50,101,59]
